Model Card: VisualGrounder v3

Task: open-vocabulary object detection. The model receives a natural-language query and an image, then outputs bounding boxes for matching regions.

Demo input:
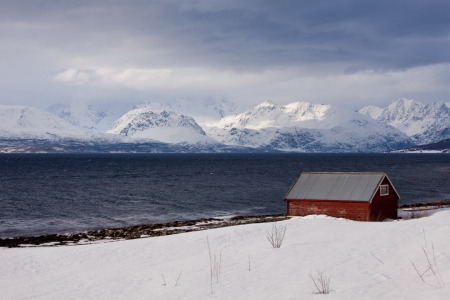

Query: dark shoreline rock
[2,200,449,248]
[0,214,287,248]
[398,199,450,209]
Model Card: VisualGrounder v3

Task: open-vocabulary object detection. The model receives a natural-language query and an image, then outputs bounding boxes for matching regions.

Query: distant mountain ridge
[1,96,448,153]
[106,106,219,144]
[47,98,244,133]
[139,97,245,125]
[0,105,87,140]
[203,101,413,152]
[46,103,130,133]
[359,98,450,145]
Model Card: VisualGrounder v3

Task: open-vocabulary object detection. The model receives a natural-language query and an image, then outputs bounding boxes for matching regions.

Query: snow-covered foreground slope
[107,106,219,144]
[359,98,450,145]
[0,105,88,140]
[2,210,449,299]
[205,101,413,152]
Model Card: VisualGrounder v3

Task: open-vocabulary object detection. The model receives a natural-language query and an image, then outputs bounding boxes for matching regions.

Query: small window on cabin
[380,185,389,196]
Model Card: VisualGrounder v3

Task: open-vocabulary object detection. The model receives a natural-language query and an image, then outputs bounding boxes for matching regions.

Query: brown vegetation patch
[0,214,287,248]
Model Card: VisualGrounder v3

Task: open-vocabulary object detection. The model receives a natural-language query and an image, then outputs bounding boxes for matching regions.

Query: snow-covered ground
[1,210,450,299]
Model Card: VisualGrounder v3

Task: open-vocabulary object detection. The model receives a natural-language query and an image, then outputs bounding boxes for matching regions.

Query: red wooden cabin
[284,172,399,221]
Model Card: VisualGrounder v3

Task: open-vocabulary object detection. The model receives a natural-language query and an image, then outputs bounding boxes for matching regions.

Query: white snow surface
[1,210,450,299]
[0,105,88,140]
[107,106,219,144]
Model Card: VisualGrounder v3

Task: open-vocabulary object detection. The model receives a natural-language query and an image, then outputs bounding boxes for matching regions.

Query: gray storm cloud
[1,0,450,109]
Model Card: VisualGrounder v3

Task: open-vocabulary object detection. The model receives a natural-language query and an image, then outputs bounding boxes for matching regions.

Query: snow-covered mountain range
[359,98,450,145]
[137,97,245,125]
[203,101,413,152]
[1,97,448,153]
[47,98,244,133]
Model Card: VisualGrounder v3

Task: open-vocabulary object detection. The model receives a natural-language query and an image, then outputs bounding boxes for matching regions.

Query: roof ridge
[301,172,386,175]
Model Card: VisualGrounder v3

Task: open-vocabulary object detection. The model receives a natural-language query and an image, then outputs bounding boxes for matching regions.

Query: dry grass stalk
[207,236,222,294]
[410,233,445,289]
[403,208,431,219]
[370,252,384,264]
[309,270,331,294]
[369,211,387,222]
[267,222,287,248]
[434,199,450,209]
[175,270,182,286]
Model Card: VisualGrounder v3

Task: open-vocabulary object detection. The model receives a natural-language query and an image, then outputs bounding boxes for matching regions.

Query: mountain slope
[137,97,245,125]
[204,101,413,152]
[107,106,219,144]
[0,105,88,140]
[359,98,450,145]
[358,105,384,119]
[47,103,128,133]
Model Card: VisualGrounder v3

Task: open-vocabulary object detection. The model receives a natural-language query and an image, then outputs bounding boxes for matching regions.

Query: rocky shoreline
[0,214,288,248]
[2,200,449,248]
[397,199,450,209]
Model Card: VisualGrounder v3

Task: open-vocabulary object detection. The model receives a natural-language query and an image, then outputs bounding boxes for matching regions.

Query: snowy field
[1,209,449,299]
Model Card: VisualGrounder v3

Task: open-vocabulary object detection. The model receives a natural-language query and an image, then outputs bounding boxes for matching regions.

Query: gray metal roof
[284,172,389,202]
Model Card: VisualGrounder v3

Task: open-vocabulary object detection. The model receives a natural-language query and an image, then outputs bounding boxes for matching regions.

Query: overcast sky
[1,0,450,110]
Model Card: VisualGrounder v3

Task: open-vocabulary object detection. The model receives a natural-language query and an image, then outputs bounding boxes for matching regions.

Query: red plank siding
[287,199,370,221]
[369,177,398,220]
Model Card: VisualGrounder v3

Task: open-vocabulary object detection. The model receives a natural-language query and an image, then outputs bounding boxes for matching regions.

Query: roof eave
[283,172,302,201]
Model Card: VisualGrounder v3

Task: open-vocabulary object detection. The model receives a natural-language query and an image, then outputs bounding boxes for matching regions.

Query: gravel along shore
[2,200,448,248]
[0,214,288,248]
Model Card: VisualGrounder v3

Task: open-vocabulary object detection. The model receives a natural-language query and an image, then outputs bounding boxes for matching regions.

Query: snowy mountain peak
[107,107,218,144]
[282,102,331,120]
[379,98,424,123]
[0,105,87,140]
[255,101,276,108]
[359,98,450,145]
[358,105,384,119]
[204,101,412,152]
[46,103,124,133]
[213,101,335,131]
[434,101,449,111]
[137,97,245,126]
[133,102,171,112]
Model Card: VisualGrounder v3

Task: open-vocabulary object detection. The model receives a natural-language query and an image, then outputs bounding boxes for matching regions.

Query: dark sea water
[0,153,449,238]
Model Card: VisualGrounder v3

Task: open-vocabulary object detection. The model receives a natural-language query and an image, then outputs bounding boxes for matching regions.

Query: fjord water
[0,153,449,238]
